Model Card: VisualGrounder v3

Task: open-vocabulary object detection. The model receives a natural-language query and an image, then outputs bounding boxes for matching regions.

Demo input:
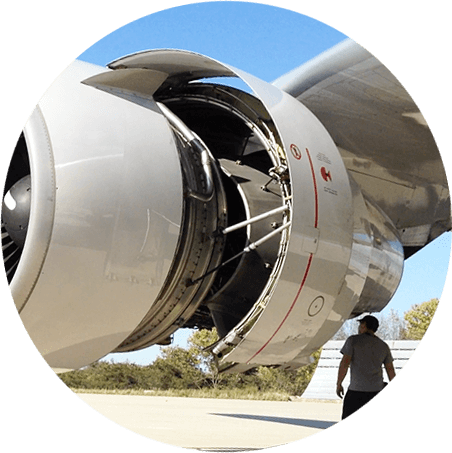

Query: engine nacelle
[2,51,403,371]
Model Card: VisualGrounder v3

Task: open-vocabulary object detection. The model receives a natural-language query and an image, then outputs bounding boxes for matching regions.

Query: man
[336,315,396,419]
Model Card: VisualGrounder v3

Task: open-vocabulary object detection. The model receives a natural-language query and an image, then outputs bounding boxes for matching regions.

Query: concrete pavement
[77,394,342,450]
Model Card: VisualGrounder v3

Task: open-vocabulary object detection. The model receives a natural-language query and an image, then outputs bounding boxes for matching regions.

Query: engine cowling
[2,51,403,372]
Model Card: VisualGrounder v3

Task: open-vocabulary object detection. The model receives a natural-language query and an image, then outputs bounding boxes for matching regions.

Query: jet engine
[2,50,408,372]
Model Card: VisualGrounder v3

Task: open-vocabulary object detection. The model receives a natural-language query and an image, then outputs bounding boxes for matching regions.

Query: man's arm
[384,361,396,381]
[336,354,351,399]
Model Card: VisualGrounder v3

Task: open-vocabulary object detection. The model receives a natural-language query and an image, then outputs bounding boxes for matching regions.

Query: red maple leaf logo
[321,167,332,182]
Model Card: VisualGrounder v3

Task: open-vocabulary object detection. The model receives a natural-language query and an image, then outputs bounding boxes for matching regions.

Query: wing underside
[274,39,450,257]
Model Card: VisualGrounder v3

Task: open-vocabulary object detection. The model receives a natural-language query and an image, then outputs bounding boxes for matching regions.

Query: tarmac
[77,393,342,451]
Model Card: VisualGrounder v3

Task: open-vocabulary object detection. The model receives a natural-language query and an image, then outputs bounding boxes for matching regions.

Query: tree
[404,298,439,340]
[332,319,357,340]
[186,328,321,395]
[187,328,227,388]
[151,346,205,389]
[188,328,219,373]
[375,309,406,340]
[332,309,406,341]
[240,348,321,396]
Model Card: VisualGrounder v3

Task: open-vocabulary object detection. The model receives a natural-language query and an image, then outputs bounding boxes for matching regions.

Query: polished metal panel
[10,107,56,311]
[4,42,446,374]
[274,39,450,249]
[17,61,184,370]
[82,68,168,99]
[352,193,404,314]
[215,87,356,370]
[108,49,236,83]
[109,50,360,369]
[113,112,228,351]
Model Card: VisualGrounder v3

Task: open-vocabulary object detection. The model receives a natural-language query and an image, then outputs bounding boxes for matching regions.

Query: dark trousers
[342,389,380,419]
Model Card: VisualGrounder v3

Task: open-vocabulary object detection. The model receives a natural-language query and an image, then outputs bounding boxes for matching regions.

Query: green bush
[58,330,321,399]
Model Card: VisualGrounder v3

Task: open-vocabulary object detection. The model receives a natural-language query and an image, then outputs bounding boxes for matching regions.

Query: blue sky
[78,2,347,82]
[75,1,451,366]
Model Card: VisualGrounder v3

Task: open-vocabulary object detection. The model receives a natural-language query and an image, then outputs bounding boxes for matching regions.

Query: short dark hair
[358,315,379,332]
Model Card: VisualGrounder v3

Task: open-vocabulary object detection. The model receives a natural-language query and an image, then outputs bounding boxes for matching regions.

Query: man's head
[358,315,379,334]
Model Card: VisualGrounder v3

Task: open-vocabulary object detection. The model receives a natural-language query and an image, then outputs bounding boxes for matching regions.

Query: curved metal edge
[12,106,56,312]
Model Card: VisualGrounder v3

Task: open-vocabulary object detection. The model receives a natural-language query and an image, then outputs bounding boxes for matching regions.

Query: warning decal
[290,144,302,160]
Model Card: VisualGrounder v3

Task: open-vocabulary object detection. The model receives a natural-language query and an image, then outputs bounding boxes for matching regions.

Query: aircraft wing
[273,39,450,258]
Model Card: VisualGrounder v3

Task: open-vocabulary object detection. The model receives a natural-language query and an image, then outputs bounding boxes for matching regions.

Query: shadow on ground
[211,413,337,430]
